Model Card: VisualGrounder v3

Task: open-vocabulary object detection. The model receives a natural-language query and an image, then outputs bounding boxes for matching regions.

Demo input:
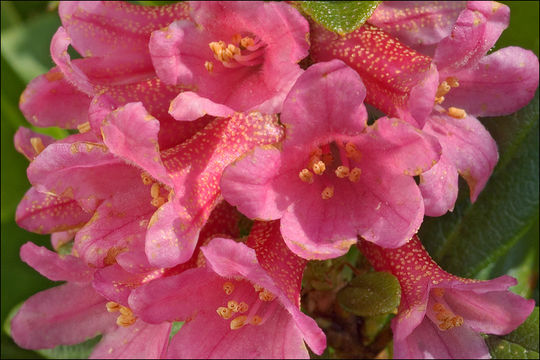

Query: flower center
[428,289,464,331]
[206,33,265,71]
[215,280,278,330]
[433,76,467,119]
[298,141,362,199]
[106,301,137,327]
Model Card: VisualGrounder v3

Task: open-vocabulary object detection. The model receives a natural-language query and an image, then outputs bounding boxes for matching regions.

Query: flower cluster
[10,1,538,359]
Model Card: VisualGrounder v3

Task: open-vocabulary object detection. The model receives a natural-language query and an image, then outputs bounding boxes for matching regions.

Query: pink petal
[146,113,284,267]
[59,1,189,63]
[394,317,490,359]
[202,238,327,355]
[369,1,466,56]
[169,92,235,121]
[434,1,510,74]
[419,154,459,216]
[14,127,56,161]
[310,24,438,127]
[91,320,170,359]
[26,135,141,212]
[16,187,91,234]
[11,283,115,349]
[443,47,540,117]
[247,220,307,307]
[20,242,92,283]
[423,113,498,202]
[19,67,92,129]
[74,180,155,267]
[280,60,367,146]
[51,229,77,250]
[93,264,147,306]
[101,102,172,187]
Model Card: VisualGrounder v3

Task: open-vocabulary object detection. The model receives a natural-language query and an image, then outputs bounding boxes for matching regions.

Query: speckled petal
[169,91,235,121]
[418,154,459,216]
[14,127,55,161]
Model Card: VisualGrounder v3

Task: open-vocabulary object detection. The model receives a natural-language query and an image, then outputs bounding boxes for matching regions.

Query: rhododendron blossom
[130,221,326,358]
[149,1,310,120]
[221,60,442,259]
[359,236,535,359]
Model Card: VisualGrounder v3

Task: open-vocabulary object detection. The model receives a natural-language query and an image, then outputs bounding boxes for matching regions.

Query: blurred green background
[1,1,538,358]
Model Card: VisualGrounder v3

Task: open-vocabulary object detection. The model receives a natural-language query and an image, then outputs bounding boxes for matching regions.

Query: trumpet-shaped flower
[220,60,441,259]
[149,1,310,120]
[130,220,326,358]
[359,236,535,359]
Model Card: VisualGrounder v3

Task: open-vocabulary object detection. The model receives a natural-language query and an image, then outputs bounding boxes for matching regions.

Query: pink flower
[130,220,326,358]
[220,60,441,259]
[11,201,239,358]
[359,236,535,359]
[310,1,539,216]
[149,1,310,120]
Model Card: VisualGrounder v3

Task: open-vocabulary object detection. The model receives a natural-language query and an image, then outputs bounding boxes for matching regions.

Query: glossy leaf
[301,1,380,35]
[419,91,539,277]
[337,272,400,317]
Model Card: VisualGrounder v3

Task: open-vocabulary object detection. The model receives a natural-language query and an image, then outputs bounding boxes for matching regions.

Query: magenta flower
[310,1,539,216]
[130,220,326,358]
[220,60,441,259]
[149,1,310,121]
[359,236,535,359]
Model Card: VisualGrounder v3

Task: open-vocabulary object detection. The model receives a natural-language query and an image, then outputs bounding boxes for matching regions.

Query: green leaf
[169,321,184,340]
[37,335,102,359]
[337,272,400,317]
[419,91,539,277]
[487,307,539,358]
[300,1,380,35]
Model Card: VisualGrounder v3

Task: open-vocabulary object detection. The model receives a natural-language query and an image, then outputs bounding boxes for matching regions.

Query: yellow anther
[254,284,264,292]
[30,137,45,155]
[308,155,321,169]
[117,314,137,327]
[432,303,446,313]
[237,302,249,313]
[335,166,350,178]
[433,302,463,331]
[106,301,121,313]
[150,183,161,199]
[217,306,233,319]
[77,121,91,134]
[321,186,334,200]
[348,167,362,183]
[232,33,242,45]
[438,321,453,331]
[436,81,451,97]
[204,61,214,73]
[434,96,445,104]
[223,282,235,295]
[451,316,464,327]
[230,315,248,330]
[446,77,459,88]
[312,161,326,175]
[227,44,240,56]
[345,142,358,157]
[119,306,133,316]
[259,289,276,302]
[140,172,153,185]
[448,107,467,119]
[240,36,255,48]
[228,300,239,312]
[299,168,314,184]
[433,288,445,297]
[250,315,262,325]
[151,197,166,208]
[321,153,334,166]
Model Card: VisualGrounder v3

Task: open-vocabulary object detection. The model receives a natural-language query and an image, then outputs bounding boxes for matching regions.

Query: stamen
[321,153,334,166]
[240,36,255,49]
[312,161,326,175]
[321,186,334,200]
[432,302,464,331]
[345,142,362,161]
[253,284,264,292]
[228,300,240,312]
[231,33,242,45]
[140,172,153,185]
[116,305,137,327]
[434,96,445,104]
[30,137,45,155]
[299,169,314,184]
[348,168,362,182]
[335,166,350,178]
[447,107,467,119]
[119,306,133,316]
[77,121,91,133]
[436,81,451,97]
[106,301,121,312]
[223,282,235,295]
[250,315,262,325]
[204,61,214,73]
[230,315,248,330]
[237,302,249,313]
[151,197,166,208]
[217,306,233,319]
[446,76,459,88]
[311,148,323,157]
[259,289,276,302]
[151,183,161,199]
